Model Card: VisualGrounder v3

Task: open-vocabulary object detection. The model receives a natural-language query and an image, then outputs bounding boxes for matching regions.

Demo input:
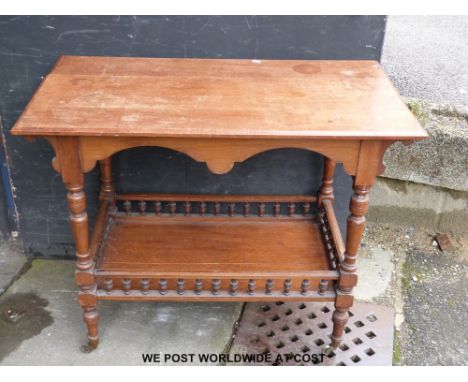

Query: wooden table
[11,56,427,350]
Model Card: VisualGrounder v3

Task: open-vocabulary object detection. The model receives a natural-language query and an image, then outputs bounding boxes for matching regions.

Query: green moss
[393,333,402,365]
[401,258,410,290]
[447,298,457,309]
[407,100,430,124]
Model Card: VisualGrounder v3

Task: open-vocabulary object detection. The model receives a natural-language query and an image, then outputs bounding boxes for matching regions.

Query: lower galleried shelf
[91,194,344,302]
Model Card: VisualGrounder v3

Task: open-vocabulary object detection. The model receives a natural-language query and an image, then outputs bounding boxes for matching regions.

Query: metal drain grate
[230,301,394,366]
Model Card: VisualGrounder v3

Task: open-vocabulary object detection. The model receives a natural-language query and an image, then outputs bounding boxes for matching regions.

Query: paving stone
[0,259,243,365]
[0,239,28,296]
[355,248,395,301]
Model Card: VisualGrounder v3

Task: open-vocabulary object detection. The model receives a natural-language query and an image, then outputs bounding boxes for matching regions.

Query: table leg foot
[330,307,348,349]
[83,306,100,349]
[322,345,334,356]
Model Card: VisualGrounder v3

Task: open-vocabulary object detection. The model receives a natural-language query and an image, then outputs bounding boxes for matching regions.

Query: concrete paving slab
[355,247,394,301]
[0,260,243,365]
[0,239,28,295]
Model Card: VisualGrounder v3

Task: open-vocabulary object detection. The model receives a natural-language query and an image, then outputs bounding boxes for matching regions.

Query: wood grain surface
[97,215,331,275]
[11,56,427,140]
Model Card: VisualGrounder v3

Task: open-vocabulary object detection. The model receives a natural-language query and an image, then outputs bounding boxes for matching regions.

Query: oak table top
[11,56,427,141]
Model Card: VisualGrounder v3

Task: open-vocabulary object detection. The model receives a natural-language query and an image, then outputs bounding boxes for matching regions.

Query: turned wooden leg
[58,137,99,348]
[318,157,336,206]
[331,308,349,348]
[331,180,370,348]
[66,181,100,348]
[99,157,115,204]
[82,307,99,347]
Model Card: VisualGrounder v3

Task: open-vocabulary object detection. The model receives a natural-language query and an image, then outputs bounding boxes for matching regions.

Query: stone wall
[369,99,468,234]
